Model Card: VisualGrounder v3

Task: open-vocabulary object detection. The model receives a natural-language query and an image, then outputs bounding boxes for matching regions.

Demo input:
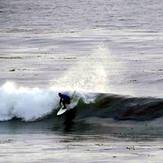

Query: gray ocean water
[1,0,163,162]
[1,0,163,96]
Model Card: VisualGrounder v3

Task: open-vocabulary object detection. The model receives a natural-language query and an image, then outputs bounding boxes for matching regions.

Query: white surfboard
[57,92,79,116]
[57,106,67,116]
[57,101,77,116]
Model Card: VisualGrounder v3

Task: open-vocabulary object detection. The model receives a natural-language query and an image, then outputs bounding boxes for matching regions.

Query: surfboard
[57,102,77,116]
[57,106,67,115]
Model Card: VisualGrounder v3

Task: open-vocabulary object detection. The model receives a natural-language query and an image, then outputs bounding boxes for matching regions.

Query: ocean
[1,0,163,162]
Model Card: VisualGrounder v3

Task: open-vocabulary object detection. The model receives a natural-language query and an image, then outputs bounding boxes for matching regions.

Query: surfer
[58,93,71,109]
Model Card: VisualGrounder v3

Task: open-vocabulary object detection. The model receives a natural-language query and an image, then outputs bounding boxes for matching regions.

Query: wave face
[75,94,163,121]
[0,82,163,122]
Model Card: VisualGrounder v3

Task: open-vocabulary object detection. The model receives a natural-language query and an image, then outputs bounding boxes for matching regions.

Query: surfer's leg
[67,99,70,104]
[63,101,66,109]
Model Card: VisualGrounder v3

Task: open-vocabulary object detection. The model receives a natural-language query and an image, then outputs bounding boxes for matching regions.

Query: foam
[0,82,59,121]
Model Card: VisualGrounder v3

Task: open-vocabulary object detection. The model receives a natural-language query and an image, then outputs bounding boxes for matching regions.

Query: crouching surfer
[57,93,76,131]
[58,93,71,109]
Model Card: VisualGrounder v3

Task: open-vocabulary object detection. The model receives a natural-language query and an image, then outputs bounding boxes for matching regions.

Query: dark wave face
[55,93,163,121]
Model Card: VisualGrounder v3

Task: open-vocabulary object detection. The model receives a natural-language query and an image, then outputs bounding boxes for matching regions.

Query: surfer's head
[58,93,62,97]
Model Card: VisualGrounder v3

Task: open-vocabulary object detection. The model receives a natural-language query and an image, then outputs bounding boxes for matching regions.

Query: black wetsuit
[59,94,71,109]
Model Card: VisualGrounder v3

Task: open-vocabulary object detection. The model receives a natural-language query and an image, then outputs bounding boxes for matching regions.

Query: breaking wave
[0,82,163,122]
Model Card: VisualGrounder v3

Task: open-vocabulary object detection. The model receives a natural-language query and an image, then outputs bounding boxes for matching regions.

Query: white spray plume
[50,44,112,93]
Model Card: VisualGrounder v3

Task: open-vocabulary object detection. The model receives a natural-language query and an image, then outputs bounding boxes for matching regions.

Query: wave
[0,82,163,122]
[75,94,163,121]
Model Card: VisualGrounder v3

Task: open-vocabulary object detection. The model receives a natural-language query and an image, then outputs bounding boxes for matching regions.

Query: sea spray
[50,45,111,93]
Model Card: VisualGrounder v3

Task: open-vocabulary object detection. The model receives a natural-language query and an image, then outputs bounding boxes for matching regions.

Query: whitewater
[0,81,98,121]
